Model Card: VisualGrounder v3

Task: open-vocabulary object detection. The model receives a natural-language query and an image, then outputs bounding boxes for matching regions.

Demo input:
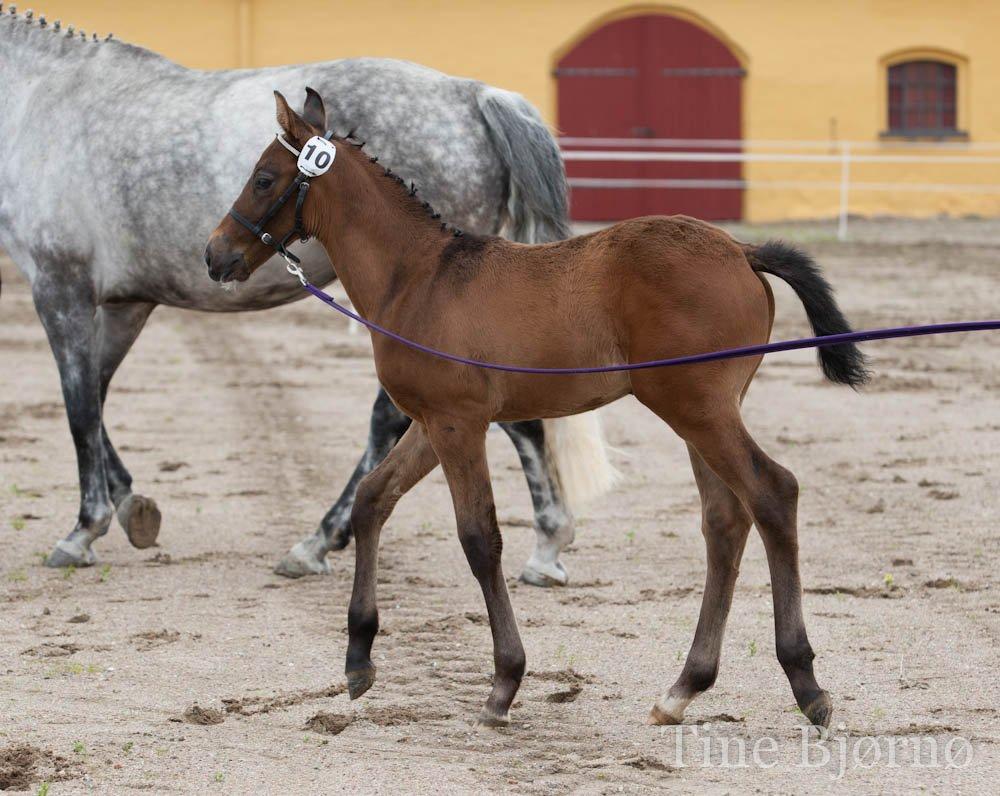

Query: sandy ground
[1,218,998,794]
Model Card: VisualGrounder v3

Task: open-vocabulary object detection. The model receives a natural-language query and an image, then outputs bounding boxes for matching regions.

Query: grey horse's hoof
[274,540,331,578]
[519,558,568,587]
[117,494,161,549]
[45,539,97,568]
[328,527,352,551]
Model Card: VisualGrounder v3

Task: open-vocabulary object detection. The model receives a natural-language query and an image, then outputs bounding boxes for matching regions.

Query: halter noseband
[228,129,335,265]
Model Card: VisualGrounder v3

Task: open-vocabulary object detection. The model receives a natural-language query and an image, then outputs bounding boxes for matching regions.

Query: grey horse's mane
[0,3,160,60]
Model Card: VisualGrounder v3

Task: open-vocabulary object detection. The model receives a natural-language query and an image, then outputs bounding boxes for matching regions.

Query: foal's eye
[254,175,274,191]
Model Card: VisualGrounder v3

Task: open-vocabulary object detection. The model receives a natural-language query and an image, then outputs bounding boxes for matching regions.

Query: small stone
[865,499,886,514]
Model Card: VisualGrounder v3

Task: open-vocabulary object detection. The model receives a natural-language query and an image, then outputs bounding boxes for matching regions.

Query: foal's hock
[205,89,870,728]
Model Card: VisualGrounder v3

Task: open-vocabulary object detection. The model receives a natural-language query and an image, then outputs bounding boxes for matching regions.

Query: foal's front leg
[345,422,438,699]
[427,419,526,726]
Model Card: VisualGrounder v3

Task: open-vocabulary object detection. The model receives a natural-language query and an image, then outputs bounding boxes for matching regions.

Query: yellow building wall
[29,1,1000,221]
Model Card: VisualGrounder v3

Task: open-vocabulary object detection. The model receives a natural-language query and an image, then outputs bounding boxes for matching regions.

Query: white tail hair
[543,413,619,513]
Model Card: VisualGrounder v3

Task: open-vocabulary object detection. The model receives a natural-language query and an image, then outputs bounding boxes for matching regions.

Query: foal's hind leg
[650,445,752,724]
[649,406,831,728]
[97,302,161,549]
[345,422,438,700]
[428,419,526,725]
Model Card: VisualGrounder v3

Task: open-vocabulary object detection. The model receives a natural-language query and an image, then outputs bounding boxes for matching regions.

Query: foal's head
[205,89,333,283]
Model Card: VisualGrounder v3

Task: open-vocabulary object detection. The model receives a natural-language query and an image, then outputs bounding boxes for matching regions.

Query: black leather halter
[228,130,335,264]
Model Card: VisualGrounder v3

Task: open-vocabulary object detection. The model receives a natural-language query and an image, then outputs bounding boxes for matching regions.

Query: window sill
[879,130,968,142]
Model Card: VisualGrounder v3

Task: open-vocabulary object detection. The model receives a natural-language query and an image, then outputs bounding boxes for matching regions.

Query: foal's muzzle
[204,239,249,283]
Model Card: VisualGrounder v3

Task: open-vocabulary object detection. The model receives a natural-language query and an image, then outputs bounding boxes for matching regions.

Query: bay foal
[205,91,868,727]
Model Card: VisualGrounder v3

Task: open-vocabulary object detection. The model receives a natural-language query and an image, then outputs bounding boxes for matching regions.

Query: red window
[887,60,959,136]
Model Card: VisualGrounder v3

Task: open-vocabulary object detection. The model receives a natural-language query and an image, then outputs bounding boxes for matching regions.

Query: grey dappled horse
[0,8,615,584]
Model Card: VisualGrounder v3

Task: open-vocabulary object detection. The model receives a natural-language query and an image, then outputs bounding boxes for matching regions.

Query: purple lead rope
[303,283,998,375]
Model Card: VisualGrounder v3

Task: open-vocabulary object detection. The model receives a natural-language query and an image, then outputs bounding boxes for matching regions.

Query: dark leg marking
[650,445,752,724]
[32,268,110,567]
[684,416,831,729]
[429,419,526,725]
[345,422,439,698]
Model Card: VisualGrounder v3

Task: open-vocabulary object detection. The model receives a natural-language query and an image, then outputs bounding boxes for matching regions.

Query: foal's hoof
[803,691,834,729]
[346,664,377,700]
[519,558,568,588]
[45,539,97,568]
[274,540,331,578]
[118,494,161,549]
[476,708,510,728]
[647,702,684,726]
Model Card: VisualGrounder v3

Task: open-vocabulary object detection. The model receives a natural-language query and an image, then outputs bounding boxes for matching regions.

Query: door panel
[558,15,744,221]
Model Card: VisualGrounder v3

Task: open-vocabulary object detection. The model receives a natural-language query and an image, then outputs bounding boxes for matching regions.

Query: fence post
[837,141,851,241]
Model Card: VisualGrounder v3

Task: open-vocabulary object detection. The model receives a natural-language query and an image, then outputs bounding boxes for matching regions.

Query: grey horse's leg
[31,270,112,567]
[497,420,574,587]
[275,397,577,587]
[274,388,411,577]
[97,302,162,548]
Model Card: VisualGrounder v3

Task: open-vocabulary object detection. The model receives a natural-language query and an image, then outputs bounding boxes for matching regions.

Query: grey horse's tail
[475,86,572,244]
[476,86,618,512]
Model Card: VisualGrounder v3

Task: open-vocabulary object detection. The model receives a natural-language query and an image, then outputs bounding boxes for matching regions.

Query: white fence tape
[558,138,1000,240]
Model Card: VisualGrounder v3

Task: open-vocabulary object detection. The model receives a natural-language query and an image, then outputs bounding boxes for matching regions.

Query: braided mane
[0,3,161,60]
[339,130,464,238]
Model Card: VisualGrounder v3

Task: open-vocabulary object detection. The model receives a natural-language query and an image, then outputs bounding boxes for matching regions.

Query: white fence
[558,138,1000,240]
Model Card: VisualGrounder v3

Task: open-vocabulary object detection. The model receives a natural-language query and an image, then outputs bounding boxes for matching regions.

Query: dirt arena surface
[1,218,997,793]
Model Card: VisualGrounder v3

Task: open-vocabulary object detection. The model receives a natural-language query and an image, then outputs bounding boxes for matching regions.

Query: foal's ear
[274,90,307,141]
[302,87,327,131]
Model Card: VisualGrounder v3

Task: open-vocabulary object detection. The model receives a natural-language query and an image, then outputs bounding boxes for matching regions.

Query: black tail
[747,240,870,387]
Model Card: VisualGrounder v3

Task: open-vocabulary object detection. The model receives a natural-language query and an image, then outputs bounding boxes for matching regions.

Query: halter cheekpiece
[228,130,336,264]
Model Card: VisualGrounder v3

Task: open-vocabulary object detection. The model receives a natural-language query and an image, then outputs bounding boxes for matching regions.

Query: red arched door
[557,14,744,221]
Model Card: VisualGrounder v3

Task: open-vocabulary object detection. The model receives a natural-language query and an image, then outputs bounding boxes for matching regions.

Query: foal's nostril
[204,246,213,270]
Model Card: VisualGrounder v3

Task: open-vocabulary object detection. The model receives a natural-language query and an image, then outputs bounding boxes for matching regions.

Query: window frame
[878,48,968,141]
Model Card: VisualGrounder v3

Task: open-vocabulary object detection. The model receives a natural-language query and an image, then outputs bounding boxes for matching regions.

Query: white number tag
[297,136,337,176]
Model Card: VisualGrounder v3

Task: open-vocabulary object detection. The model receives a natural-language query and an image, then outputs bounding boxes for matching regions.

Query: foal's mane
[0,3,160,61]
[335,130,465,239]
